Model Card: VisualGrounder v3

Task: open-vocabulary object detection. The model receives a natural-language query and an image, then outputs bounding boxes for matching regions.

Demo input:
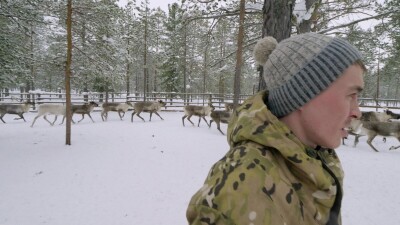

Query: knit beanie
[253,32,363,118]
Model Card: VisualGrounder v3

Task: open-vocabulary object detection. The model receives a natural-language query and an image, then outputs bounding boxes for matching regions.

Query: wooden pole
[65,0,72,145]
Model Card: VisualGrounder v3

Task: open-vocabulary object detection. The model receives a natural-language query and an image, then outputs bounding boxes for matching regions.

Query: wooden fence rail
[0,92,252,111]
[1,92,399,111]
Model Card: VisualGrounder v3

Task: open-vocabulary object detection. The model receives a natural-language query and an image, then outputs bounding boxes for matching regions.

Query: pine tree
[160,3,184,94]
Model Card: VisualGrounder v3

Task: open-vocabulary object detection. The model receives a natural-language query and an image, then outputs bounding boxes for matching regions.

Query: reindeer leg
[77,114,85,123]
[389,138,400,150]
[154,112,164,120]
[88,113,95,123]
[367,141,379,152]
[0,114,5,123]
[353,135,361,147]
[131,111,136,122]
[59,116,66,125]
[19,113,26,122]
[216,122,225,135]
[70,114,75,124]
[54,115,60,125]
[31,115,40,127]
[182,115,187,126]
[118,110,124,120]
[209,120,214,128]
[53,115,59,125]
[44,115,54,126]
[149,112,153,121]
[366,134,379,152]
[136,112,146,122]
[186,115,195,126]
[197,116,201,127]
[201,116,210,127]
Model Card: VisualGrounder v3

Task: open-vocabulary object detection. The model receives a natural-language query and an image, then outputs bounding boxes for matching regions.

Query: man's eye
[350,93,359,99]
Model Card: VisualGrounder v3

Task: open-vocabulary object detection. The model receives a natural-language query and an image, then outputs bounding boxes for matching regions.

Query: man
[186,33,365,225]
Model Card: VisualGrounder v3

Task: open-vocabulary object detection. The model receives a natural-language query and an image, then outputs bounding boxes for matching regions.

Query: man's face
[297,64,364,149]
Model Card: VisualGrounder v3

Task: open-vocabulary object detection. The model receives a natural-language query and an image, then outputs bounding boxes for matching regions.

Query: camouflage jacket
[186,91,344,225]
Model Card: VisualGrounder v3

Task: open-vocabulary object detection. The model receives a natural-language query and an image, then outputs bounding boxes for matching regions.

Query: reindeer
[71,101,99,123]
[343,109,399,145]
[31,104,66,127]
[0,102,34,123]
[209,110,232,135]
[131,100,166,122]
[182,103,215,127]
[349,119,400,152]
[224,102,242,112]
[101,102,132,121]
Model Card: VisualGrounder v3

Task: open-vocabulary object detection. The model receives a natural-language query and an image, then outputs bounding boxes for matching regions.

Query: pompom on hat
[253,32,363,118]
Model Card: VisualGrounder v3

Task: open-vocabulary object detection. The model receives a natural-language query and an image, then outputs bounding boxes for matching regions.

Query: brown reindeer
[131,100,166,122]
[71,101,99,123]
[0,101,34,123]
[182,103,215,127]
[343,109,399,145]
[349,119,400,152]
[224,102,242,112]
[101,102,132,121]
[209,110,232,135]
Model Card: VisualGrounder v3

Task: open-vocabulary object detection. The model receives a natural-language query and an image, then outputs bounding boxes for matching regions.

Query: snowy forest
[0,0,399,99]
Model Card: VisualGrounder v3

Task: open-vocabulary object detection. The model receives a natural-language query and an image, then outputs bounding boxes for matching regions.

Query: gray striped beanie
[253,32,363,118]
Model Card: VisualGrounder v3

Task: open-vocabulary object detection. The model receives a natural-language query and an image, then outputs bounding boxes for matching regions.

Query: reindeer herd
[2,100,400,151]
[0,100,238,135]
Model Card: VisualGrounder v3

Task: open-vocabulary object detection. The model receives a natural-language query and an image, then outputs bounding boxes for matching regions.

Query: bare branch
[185,10,260,23]
[209,36,260,68]
[319,11,398,34]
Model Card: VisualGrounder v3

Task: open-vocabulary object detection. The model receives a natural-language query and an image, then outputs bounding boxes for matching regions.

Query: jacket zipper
[316,149,342,225]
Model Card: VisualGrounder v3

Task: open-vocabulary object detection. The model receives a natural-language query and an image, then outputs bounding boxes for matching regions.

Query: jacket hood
[227,90,305,154]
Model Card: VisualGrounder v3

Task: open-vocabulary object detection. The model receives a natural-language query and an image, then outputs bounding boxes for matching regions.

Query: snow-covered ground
[1,109,400,225]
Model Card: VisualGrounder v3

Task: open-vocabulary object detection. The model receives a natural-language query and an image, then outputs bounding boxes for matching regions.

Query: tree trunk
[81,22,89,102]
[183,22,187,104]
[126,55,130,97]
[258,0,294,91]
[29,23,35,103]
[376,54,380,111]
[143,8,149,101]
[297,0,317,33]
[65,0,72,145]
[219,28,226,105]
[233,0,246,106]
[126,32,131,99]
[202,33,210,105]
[395,77,400,101]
